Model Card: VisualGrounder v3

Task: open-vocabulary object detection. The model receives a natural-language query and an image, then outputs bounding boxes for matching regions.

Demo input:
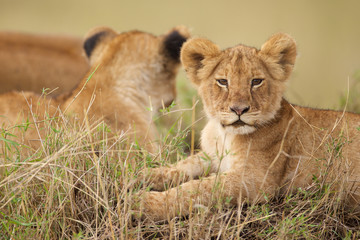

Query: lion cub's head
[82,26,190,110]
[181,33,297,135]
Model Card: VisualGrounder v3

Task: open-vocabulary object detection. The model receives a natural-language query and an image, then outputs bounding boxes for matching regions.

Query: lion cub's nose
[230,106,250,116]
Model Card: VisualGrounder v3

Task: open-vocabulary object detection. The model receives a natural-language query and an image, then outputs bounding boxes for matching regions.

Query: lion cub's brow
[217,47,264,81]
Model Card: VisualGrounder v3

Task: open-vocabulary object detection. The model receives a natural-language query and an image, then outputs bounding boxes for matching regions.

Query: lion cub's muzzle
[164,99,175,108]
[230,105,250,126]
[221,105,252,128]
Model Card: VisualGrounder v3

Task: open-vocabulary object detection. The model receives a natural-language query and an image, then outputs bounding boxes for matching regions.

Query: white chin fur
[224,125,256,135]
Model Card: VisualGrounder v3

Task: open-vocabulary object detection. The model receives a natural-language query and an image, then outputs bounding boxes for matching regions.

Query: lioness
[138,33,360,221]
[0,26,190,154]
[0,32,89,96]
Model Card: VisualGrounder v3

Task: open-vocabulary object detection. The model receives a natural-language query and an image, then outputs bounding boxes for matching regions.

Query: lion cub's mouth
[231,119,247,127]
[222,119,247,128]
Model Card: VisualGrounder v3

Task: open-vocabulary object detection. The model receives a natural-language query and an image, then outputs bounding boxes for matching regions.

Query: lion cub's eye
[251,78,264,87]
[216,79,228,87]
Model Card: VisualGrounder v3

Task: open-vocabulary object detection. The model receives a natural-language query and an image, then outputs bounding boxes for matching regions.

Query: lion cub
[0,32,89,96]
[0,26,190,154]
[138,33,360,221]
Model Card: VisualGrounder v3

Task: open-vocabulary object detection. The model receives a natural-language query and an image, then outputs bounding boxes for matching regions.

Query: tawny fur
[139,33,360,221]
[0,32,89,96]
[0,26,190,154]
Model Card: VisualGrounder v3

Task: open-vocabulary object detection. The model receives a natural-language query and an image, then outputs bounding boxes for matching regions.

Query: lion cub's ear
[83,26,118,64]
[181,38,220,85]
[259,33,297,81]
[163,25,191,62]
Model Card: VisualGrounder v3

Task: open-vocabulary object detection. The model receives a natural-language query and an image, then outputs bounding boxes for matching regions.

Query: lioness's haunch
[138,33,360,221]
[0,26,190,154]
[0,32,89,96]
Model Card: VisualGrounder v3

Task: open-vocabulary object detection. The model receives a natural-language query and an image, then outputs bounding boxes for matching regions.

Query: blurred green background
[1,0,359,109]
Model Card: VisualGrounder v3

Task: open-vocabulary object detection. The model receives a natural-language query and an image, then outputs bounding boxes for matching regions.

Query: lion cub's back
[293,105,360,174]
[0,92,60,128]
[0,91,62,152]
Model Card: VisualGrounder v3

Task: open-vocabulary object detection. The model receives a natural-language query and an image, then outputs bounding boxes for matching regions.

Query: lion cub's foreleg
[140,173,227,221]
[143,152,217,191]
[139,168,275,221]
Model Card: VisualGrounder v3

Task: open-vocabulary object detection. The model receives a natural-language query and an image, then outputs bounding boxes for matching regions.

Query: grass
[1,77,360,239]
[339,70,360,113]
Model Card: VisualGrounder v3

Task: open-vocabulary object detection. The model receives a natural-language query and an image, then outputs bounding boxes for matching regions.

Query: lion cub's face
[83,26,190,110]
[181,33,297,135]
